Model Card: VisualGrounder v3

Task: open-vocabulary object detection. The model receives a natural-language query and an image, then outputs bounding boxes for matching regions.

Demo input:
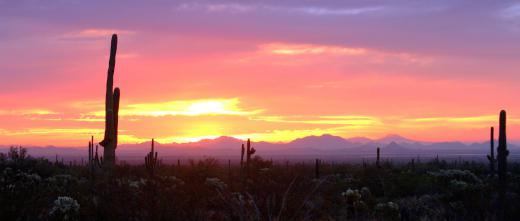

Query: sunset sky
[1,0,520,146]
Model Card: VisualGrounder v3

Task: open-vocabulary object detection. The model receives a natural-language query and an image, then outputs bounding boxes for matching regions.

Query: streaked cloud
[261,43,366,56]
[89,98,262,117]
[249,115,382,126]
[402,115,520,128]
[0,128,103,136]
[0,109,58,116]
[174,3,384,16]
[257,42,433,65]
[295,6,383,16]
[500,3,520,19]
[60,29,135,40]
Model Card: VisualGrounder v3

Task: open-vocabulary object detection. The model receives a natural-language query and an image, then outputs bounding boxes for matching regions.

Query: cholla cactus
[375,202,400,220]
[341,188,371,218]
[205,177,227,191]
[49,196,80,221]
[128,178,146,189]
[341,188,362,204]
[145,138,159,177]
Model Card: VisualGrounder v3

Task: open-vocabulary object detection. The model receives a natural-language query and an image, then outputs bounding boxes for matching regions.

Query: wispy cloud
[250,115,382,126]
[0,128,103,136]
[88,98,262,117]
[294,6,383,16]
[174,3,383,16]
[402,115,520,128]
[60,29,135,40]
[256,42,432,65]
[261,43,366,56]
[500,3,520,19]
[498,3,520,31]
[0,109,58,116]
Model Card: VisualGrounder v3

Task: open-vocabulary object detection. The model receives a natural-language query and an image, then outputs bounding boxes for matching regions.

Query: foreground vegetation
[1,147,519,221]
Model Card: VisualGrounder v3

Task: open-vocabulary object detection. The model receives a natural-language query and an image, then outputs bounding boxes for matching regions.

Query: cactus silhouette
[487,127,496,176]
[99,34,120,169]
[376,147,380,168]
[88,137,93,168]
[88,136,102,172]
[497,110,509,220]
[240,144,245,170]
[145,138,159,177]
[245,139,256,179]
[315,158,320,179]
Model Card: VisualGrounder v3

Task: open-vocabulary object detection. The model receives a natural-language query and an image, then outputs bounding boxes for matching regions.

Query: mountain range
[1,134,519,163]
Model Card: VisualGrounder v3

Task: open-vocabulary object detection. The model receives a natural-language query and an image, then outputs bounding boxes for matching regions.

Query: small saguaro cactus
[487,127,496,176]
[228,159,231,177]
[88,136,94,174]
[245,139,256,178]
[376,147,381,168]
[88,140,93,166]
[94,144,101,166]
[87,136,102,170]
[315,158,320,179]
[99,34,121,170]
[240,144,245,170]
[145,138,159,177]
[497,110,509,220]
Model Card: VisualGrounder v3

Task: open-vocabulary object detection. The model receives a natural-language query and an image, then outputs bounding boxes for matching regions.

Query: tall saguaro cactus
[99,34,121,169]
[497,110,509,220]
[487,127,496,176]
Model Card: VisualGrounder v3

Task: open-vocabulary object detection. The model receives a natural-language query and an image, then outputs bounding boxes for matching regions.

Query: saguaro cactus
[240,144,245,169]
[315,158,320,179]
[487,127,496,176]
[245,139,256,178]
[99,34,121,169]
[376,147,381,168]
[88,137,93,168]
[497,110,509,220]
[88,136,102,171]
[145,138,159,177]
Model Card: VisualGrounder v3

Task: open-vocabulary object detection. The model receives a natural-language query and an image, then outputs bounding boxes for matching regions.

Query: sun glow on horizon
[87,98,262,117]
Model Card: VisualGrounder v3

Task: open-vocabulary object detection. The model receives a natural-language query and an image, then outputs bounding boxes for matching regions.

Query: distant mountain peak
[197,136,243,144]
[291,134,345,142]
[377,134,415,143]
[346,136,373,144]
